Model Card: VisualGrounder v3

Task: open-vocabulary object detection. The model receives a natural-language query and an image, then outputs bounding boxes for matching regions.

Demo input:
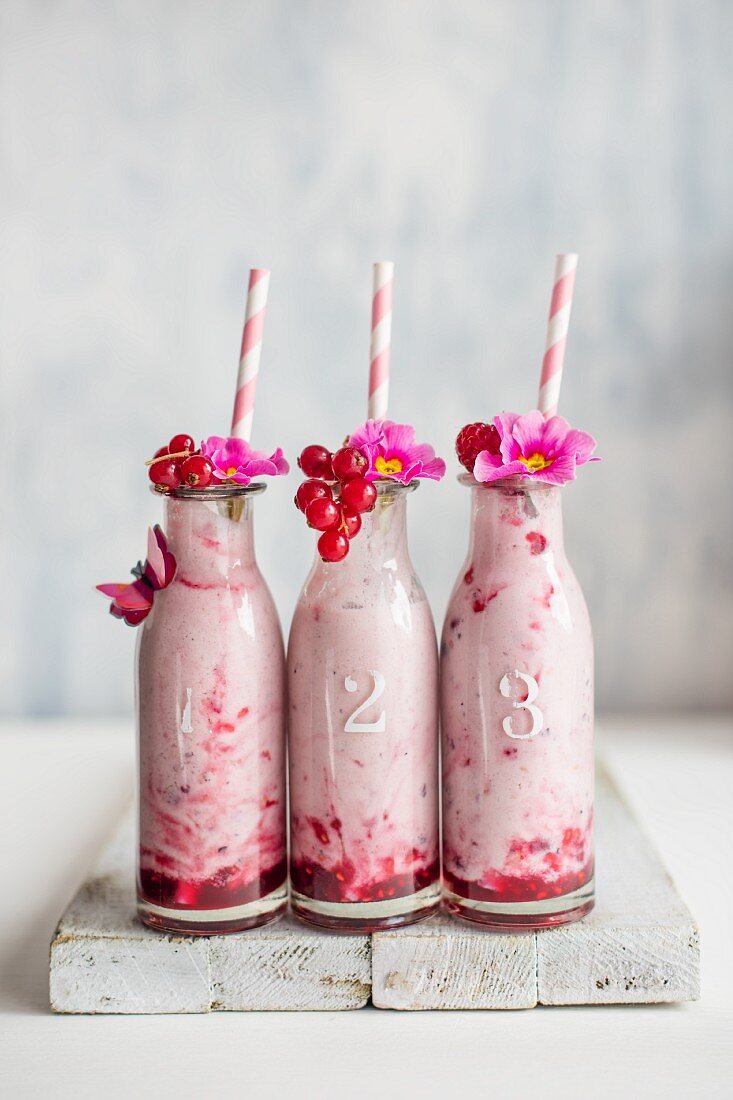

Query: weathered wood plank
[371,912,537,1009]
[50,762,699,1013]
[209,919,370,1011]
[371,767,699,1010]
[49,814,370,1013]
[536,769,700,1005]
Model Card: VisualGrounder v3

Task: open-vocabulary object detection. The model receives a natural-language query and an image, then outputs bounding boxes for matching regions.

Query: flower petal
[418,456,447,481]
[349,420,386,451]
[532,454,577,485]
[380,420,417,453]
[474,453,526,483]
[538,415,572,458]
[267,447,290,475]
[146,526,166,587]
[201,435,227,458]
[563,428,597,466]
[511,410,547,458]
[494,413,522,462]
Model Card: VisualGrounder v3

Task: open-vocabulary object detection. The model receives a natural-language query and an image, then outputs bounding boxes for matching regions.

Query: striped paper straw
[537,253,578,418]
[368,261,394,421]
[231,268,271,441]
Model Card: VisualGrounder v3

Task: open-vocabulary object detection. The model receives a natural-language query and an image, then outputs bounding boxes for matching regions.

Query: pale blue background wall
[1,0,732,715]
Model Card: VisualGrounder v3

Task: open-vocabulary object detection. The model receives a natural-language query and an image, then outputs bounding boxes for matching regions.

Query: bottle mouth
[152,482,267,501]
[374,478,419,499]
[457,473,557,493]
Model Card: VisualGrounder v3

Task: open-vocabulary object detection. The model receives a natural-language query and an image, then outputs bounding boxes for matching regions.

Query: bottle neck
[467,480,565,568]
[311,484,414,580]
[163,493,258,580]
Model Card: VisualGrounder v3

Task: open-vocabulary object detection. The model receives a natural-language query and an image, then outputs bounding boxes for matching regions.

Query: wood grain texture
[536,768,701,1005]
[372,766,699,1010]
[50,763,699,1013]
[209,922,370,1011]
[372,912,537,1009]
[49,815,369,1013]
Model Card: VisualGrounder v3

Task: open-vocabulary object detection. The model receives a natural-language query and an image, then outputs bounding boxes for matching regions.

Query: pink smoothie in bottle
[441,476,594,929]
[136,484,287,934]
[288,481,440,931]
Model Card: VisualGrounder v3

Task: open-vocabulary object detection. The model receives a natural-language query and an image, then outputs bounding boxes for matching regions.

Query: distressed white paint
[372,766,699,1010]
[50,764,699,1013]
[49,813,370,1013]
[372,913,537,1009]
[536,768,701,1005]
[209,922,370,1011]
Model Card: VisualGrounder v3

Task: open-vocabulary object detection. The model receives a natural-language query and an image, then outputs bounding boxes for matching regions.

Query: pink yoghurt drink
[136,484,287,934]
[288,481,441,931]
[441,475,594,929]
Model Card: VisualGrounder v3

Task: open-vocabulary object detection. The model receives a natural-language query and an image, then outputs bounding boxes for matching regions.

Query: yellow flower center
[375,455,403,476]
[518,452,552,473]
[226,466,238,477]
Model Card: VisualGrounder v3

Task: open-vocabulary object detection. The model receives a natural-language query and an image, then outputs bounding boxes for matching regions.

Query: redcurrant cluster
[147,433,214,492]
[295,444,377,562]
[455,421,501,473]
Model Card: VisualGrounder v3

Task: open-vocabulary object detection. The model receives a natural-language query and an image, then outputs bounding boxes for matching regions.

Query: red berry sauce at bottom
[138,856,287,911]
[443,858,594,904]
[291,856,439,905]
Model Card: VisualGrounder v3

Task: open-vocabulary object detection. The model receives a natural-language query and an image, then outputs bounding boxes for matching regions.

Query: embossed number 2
[344,670,386,733]
[499,670,543,740]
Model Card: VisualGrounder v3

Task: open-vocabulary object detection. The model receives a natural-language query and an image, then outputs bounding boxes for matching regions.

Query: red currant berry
[455,422,501,472]
[305,497,341,531]
[340,476,377,513]
[298,445,334,480]
[295,478,332,513]
[149,460,182,490]
[153,445,168,459]
[332,445,368,482]
[340,509,361,539]
[169,433,195,455]
[181,455,214,488]
[318,528,349,562]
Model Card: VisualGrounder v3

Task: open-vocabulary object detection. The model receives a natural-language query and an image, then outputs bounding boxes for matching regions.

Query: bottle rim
[374,478,419,499]
[152,482,268,501]
[457,473,560,493]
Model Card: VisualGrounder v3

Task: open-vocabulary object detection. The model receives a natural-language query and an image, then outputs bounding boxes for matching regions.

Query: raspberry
[455,422,501,472]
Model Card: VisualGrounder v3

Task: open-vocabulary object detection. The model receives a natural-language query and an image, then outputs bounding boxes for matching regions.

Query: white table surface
[0,716,730,1100]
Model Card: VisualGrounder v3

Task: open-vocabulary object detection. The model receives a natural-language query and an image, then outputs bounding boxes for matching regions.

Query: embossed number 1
[499,670,543,740]
[344,670,386,733]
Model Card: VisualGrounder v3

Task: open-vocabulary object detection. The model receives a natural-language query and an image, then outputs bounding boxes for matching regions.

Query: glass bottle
[136,484,287,934]
[288,481,440,931]
[441,475,594,929]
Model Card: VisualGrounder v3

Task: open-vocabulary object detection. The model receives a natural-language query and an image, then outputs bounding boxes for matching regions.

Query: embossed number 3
[344,670,386,733]
[499,670,543,740]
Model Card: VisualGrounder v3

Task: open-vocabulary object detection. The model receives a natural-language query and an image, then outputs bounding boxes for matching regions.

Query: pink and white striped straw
[368,261,394,421]
[537,253,578,419]
[231,268,271,441]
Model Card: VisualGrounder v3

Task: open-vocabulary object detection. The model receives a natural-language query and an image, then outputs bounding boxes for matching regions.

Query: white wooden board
[50,764,699,1013]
